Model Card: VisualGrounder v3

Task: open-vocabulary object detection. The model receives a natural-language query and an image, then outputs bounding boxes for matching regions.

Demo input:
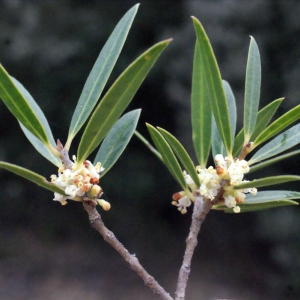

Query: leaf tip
[130,3,140,11]
[249,36,259,47]
[160,38,173,46]
[191,16,201,26]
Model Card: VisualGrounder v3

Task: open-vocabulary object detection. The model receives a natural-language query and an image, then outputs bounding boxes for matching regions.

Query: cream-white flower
[184,172,194,185]
[172,194,192,214]
[227,159,249,185]
[65,185,78,198]
[224,194,236,208]
[53,192,68,205]
[197,166,221,200]
[172,192,192,214]
[51,156,104,205]
[215,154,226,166]
[172,154,257,214]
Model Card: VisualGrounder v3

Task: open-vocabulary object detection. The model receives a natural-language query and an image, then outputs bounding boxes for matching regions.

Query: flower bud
[90,177,99,185]
[172,192,182,201]
[233,206,241,213]
[216,165,225,175]
[90,184,102,198]
[97,199,111,211]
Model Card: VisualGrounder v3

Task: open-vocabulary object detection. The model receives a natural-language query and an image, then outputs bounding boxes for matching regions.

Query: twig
[175,194,212,300]
[83,202,174,300]
[59,144,172,299]
[238,142,253,160]
[56,139,73,169]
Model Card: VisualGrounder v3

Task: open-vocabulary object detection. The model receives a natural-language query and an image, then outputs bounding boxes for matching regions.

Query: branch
[83,202,173,300]
[58,143,172,299]
[175,194,212,300]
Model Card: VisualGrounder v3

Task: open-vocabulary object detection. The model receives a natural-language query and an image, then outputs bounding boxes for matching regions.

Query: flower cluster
[50,156,110,210]
[215,154,257,213]
[172,154,257,214]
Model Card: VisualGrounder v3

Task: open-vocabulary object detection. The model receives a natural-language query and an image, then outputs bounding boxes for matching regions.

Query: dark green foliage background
[0,1,300,299]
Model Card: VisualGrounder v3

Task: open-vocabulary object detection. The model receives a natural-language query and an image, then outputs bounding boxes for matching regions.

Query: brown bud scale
[90,178,99,184]
[172,192,182,201]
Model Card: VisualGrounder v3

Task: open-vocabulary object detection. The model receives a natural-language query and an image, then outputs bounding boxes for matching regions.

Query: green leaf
[212,80,236,159]
[191,41,212,166]
[0,161,65,195]
[213,199,298,213]
[246,190,300,201]
[66,5,139,149]
[146,124,187,190]
[224,80,237,144]
[11,78,60,166]
[213,190,300,212]
[244,36,261,143]
[0,65,49,144]
[249,123,300,165]
[233,98,283,157]
[12,78,56,147]
[253,104,300,148]
[249,149,300,173]
[19,124,61,167]
[192,17,232,156]
[77,39,171,164]
[211,115,225,158]
[234,175,300,190]
[94,109,141,177]
[158,127,200,187]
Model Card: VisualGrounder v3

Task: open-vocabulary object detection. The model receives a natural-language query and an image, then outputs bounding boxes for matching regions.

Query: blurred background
[1,0,300,299]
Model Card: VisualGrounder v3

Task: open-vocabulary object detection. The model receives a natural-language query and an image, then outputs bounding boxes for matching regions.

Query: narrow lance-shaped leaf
[0,65,49,144]
[245,190,300,201]
[158,127,201,187]
[146,124,187,191]
[249,123,300,165]
[213,190,300,212]
[191,41,212,166]
[20,124,61,167]
[233,98,283,157]
[66,4,139,150]
[249,149,300,173]
[213,200,298,213]
[244,36,261,143]
[212,80,236,159]
[0,161,65,195]
[253,104,300,148]
[224,80,237,145]
[77,39,171,164]
[211,115,225,158]
[192,17,232,155]
[234,175,300,190]
[12,78,60,166]
[94,109,141,177]
[12,78,56,147]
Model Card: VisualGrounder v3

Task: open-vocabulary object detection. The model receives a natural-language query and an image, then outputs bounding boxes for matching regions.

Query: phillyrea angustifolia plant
[1,4,300,300]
